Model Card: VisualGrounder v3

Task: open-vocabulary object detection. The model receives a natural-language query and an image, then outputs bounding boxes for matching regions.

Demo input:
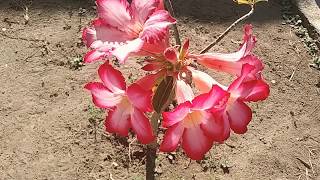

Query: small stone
[271,80,276,84]
[1,28,6,32]
[111,162,119,168]
[155,166,162,174]
[290,111,294,116]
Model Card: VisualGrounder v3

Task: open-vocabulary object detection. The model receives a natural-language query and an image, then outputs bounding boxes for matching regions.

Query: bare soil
[0,0,320,179]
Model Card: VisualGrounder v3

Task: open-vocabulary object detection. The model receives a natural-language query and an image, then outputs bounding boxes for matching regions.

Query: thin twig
[200,5,255,54]
[164,0,181,46]
[128,138,137,162]
[0,32,45,42]
[289,47,303,81]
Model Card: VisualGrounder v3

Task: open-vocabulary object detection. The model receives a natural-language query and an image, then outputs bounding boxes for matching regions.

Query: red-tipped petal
[160,122,184,152]
[93,18,135,42]
[82,27,97,48]
[228,63,256,91]
[84,49,106,63]
[96,0,131,31]
[131,0,159,24]
[140,10,176,43]
[162,101,192,128]
[227,100,252,134]
[188,67,226,93]
[112,38,144,63]
[189,25,258,76]
[200,112,229,142]
[84,82,122,108]
[142,62,163,71]
[176,79,194,104]
[164,47,178,63]
[182,125,213,160]
[127,83,153,112]
[105,106,131,136]
[130,108,155,144]
[136,70,165,90]
[98,63,126,93]
[192,85,229,110]
[237,80,270,102]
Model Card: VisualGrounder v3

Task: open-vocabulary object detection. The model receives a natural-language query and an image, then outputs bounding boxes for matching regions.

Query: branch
[164,0,181,46]
[200,5,255,54]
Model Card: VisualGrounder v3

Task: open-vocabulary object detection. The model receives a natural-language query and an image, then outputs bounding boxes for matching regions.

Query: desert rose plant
[82,0,269,179]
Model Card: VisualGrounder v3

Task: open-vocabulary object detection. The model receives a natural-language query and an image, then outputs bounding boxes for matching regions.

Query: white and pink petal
[98,63,126,93]
[226,100,252,134]
[130,108,155,144]
[160,122,184,152]
[181,125,213,160]
[84,82,123,108]
[127,83,153,112]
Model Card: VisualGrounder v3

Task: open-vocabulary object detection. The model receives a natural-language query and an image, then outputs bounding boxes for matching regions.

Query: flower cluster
[83,0,269,160]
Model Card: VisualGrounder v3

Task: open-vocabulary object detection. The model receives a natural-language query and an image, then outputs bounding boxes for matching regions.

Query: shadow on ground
[1,0,282,23]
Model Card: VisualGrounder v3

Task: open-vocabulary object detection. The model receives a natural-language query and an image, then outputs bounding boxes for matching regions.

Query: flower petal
[200,112,230,142]
[142,62,163,71]
[130,108,155,144]
[82,27,97,48]
[84,49,106,63]
[105,106,131,136]
[140,10,176,43]
[164,47,178,63]
[192,85,229,110]
[131,0,159,24]
[237,80,270,102]
[98,63,126,93]
[188,67,227,93]
[189,25,258,76]
[136,70,165,90]
[84,82,122,108]
[93,18,135,43]
[162,101,192,128]
[112,38,145,63]
[227,100,252,134]
[176,79,194,104]
[96,0,131,30]
[182,125,213,160]
[228,63,256,92]
[127,83,153,112]
[160,122,184,152]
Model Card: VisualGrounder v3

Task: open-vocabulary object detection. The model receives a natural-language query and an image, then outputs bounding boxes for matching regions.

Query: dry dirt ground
[0,0,320,179]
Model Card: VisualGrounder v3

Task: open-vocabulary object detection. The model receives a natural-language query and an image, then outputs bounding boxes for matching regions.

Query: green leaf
[152,76,175,113]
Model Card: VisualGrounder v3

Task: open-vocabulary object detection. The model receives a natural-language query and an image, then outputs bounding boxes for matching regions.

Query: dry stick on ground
[128,138,137,162]
[200,4,255,54]
[0,32,45,42]
[164,0,181,46]
[289,47,303,81]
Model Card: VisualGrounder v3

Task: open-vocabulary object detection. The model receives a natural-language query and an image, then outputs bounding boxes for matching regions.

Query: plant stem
[145,77,176,180]
[146,112,160,180]
[200,5,255,54]
[164,0,181,46]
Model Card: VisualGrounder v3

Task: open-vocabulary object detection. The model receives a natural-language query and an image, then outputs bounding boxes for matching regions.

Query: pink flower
[160,83,229,160]
[84,62,155,144]
[82,0,176,64]
[210,64,270,138]
[189,24,263,76]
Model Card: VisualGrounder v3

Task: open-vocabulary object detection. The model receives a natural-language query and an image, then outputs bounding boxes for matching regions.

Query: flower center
[183,110,204,128]
[127,22,143,37]
[118,96,133,114]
